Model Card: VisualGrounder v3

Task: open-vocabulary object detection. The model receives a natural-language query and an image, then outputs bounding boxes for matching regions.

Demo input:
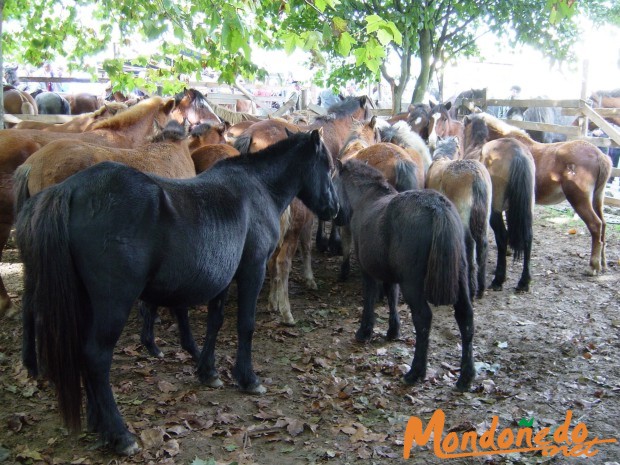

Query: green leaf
[333,17,348,33]
[337,31,355,56]
[376,28,392,46]
[315,0,327,13]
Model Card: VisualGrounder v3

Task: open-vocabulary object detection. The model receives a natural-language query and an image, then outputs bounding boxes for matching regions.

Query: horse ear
[370,116,377,129]
[463,115,470,125]
[335,158,344,174]
[163,98,175,115]
[429,100,436,108]
[444,101,452,111]
[310,128,322,145]
[285,127,295,138]
[407,103,415,112]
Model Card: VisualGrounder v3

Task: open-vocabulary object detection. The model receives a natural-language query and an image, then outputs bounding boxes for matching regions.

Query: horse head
[296,129,339,221]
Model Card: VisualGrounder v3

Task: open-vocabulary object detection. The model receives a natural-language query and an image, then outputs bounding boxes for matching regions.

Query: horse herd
[0,89,612,455]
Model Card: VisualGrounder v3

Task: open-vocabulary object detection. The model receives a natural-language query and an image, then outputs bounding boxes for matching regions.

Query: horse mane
[325,95,372,118]
[150,120,187,142]
[90,96,168,130]
[475,112,529,139]
[190,121,224,137]
[343,159,396,195]
[593,88,620,98]
[378,120,432,168]
[433,137,459,160]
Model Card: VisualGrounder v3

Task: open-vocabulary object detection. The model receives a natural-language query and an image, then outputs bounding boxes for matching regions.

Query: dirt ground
[0,202,619,465]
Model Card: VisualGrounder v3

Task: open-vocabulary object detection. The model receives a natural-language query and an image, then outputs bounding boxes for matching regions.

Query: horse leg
[197,288,229,387]
[464,229,478,299]
[453,274,475,391]
[593,191,607,270]
[400,283,432,385]
[327,221,342,256]
[516,237,532,292]
[315,219,328,253]
[0,223,16,317]
[232,264,267,394]
[489,210,508,290]
[267,235,297,326]
[139,301,164,358]
[339,225,353,281]
[566,187,606,275]
[299,214,317,290]
[355,271,380,342]
[384,282,400,341]
[173,307,199,361]
[474,228,489,299]
[83,305,139,455]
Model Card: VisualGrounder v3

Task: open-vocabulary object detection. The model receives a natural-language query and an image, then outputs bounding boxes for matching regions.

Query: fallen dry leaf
[140,427,165,450]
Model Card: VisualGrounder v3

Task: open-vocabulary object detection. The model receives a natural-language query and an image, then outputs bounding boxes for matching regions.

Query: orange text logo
[403,409,616,459]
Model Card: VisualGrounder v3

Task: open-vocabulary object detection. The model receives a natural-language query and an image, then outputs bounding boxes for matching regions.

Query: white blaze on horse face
[428,112,441,149]
[413,116,422,126]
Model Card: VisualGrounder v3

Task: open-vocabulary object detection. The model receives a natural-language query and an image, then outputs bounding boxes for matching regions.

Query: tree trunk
[411,28,433,104]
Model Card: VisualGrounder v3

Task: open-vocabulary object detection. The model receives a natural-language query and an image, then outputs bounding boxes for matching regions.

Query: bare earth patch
[0,202,619,465]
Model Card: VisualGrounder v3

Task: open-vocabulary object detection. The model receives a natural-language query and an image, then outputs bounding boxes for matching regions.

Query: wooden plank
[562,107,620,116]
[4,114,76,123]
[581,105,620,146]
[604,196,620,207]
[485,98,583,108]
[272,93,299,117]
[307,104,327,116]
[502,119,581,136]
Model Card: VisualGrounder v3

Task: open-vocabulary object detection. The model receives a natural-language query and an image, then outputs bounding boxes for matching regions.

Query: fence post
[579,59,589,138]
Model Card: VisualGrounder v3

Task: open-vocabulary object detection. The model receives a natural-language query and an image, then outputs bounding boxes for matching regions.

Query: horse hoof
[117,440,141,456]
[583,267,598,277]
[515,284,529,293]
[280,316,296,327]
[403,371,425,385]
[305,279,318,290]
[455,377,473,392]
[490,281,503,291]
[202,376,224,388]
[243,383,267,395]
[386,329,400,341]
[354,329,372,343]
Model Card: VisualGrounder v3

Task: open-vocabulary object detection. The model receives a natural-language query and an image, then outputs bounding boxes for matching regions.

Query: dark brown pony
[407,103,432,141]
[3,86,38,115]
[339,134,420,281]
[463,115,536,292]
[0,96,176,316]
[428,101,465,157]
[171,88,221,129]
[13,102,128,132]
[426,136,492,298]
[187,121,229,151]
[468,112,612,276]
[333,160,475,391]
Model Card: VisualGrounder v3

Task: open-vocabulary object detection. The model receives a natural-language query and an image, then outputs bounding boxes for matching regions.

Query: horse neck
[343,175,392,212]
[311,117,353,159]
[101,109,162,147]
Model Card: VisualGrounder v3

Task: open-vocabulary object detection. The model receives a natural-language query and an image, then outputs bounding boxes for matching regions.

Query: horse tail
[21,101,36,115]
[15,187,86,432]
[425,198,465,306]
[469,171,491,243]
[594,146,612,201]
[13,165,32,217]
[233,134,252,154]
[394,159,418,192]
[505,151,534,260]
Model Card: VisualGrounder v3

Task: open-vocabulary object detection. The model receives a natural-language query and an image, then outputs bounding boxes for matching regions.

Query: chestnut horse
[428,101,465,157]
[17,121,196,197]
[14,102,128,132]
[468,112,611,276]
[0,96,176,316]
[3,86,37,115]
[171,88,221,129]
[69,92,101,114]
[188,121,229,151]
[590,89,620,126]
[426,136,492,298]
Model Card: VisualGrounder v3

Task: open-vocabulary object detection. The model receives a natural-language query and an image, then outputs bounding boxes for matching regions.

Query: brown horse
[426,136,492,298]
[68,92,102,115]
[192,144,240,173]
[20,122,196,197]
[463,115,537,292]
[589,89,620,126]
[3,86,38,115]
[188,121,229,151]
[171,88,221,129]
[468,112,612,276]
[0,96,176,316]
[428,101,465,157]
[376,119,432,178]
[13,102,128,132]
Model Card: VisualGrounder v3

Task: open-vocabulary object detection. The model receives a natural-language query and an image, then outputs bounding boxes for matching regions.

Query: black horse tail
[13,164,32,218]
[60,97,71,115]
[425,198,465,306]
[505,151,534,260]
[15,188,86,432]
[233,133,252,154]
[394,159,418,192]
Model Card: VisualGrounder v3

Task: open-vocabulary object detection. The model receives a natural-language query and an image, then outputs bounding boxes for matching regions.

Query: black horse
[333,160,475,391]
[15,129,339,456]
[31,89,71,114]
